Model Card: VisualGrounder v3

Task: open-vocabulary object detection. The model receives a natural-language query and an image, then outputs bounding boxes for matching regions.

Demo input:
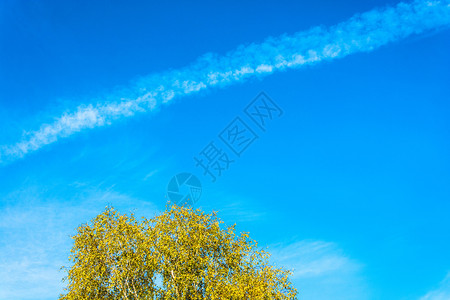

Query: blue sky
[1,0,450,299]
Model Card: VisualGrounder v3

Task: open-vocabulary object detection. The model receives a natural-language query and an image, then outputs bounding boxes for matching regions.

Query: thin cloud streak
[269,240,369,300]
[0,186,158,300]
[420,272,450,300]
[1,0,450,163]
[269,240,362,279]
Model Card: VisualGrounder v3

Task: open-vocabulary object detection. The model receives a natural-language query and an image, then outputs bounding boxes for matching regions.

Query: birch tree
[59,206,298,299]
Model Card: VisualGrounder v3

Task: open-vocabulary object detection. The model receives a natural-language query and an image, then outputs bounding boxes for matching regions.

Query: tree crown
[60,206,298,300]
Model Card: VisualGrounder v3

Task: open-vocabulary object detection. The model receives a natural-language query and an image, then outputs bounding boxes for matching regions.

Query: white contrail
[1,0,450,164]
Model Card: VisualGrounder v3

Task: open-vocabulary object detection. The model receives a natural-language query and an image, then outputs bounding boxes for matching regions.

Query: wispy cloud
[420,272,450,300]
[0,186,158,300]
[198,190,267,223]
[143,169,160,181]
[269,240,370,300]
[1,0,450,164]
[269,240,361,278]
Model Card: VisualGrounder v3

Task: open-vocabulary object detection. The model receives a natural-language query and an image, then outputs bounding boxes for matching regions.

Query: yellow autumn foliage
[59,206,298,299]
